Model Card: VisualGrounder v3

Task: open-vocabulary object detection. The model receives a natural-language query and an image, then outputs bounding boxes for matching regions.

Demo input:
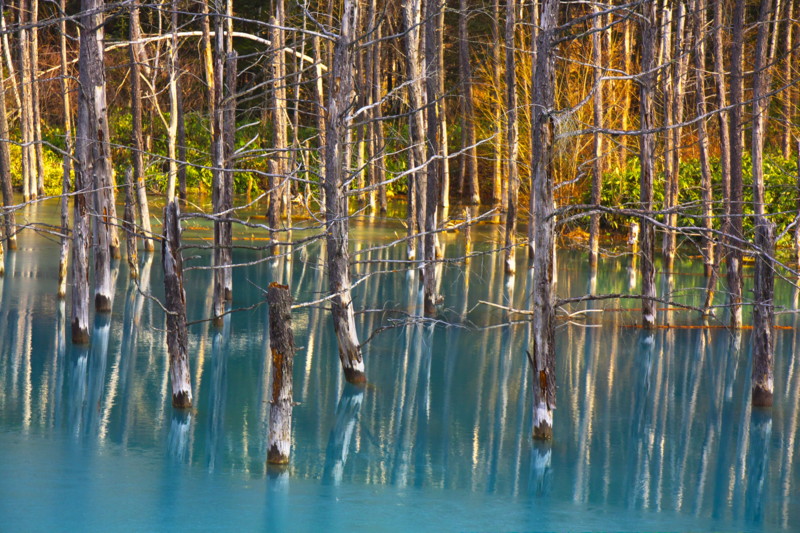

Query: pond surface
[1,200,800,531]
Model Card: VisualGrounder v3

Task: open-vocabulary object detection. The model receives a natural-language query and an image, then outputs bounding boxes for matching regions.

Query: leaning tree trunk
[57,0,73,298]
[638,0,657,329]
[529,0,558,441]
[727,0,745,329]
[267,282,296,465]
[503,0,520,276]
[324,0,365,384]
[458,0,480,205]
[162,200,193,408]
[588,1,603,272]
[129,0,154,252]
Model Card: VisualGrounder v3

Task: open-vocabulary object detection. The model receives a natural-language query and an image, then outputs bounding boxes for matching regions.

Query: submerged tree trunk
[76,0,115,313]
[423,0,441,315]
[503,0,519,276]
[267,282,295,465]
[57,0,72,297]
[162,200,193,408]
[458,0,480,205]
[727,0,745,329]
[324,0,365,385]
[403,0,427,264]
[752,220,775,407]
[638,0,657,329]
[129,0,154,252]
[529,0,558,441]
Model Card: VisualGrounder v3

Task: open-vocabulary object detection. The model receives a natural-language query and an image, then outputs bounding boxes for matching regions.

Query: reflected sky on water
[1,200,799,531]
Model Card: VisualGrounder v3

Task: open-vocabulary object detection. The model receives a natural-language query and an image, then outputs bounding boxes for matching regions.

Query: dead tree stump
[267,282,295,465]
[162,200,193,408]
[752,219,775,407]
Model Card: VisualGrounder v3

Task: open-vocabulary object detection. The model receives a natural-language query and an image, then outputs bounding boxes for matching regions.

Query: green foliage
[598,152,800,246]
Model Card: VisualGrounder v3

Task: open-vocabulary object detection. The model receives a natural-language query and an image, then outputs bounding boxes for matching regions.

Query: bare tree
[324,0,365,384]
[458,0,480,205]
[503,0,520,276]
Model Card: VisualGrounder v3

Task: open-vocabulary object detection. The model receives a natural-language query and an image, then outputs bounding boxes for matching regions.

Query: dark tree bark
[162,200,193,408]
[458,0,480,205]
[529,0,558,441]
[267,282,295,464]
[752,220,775,407]
[324,0,365,384]
[638,0,657,329]
[503,0,519,276]
[424,0,442,314]
[129,0,154,252]
[726,0,746,330]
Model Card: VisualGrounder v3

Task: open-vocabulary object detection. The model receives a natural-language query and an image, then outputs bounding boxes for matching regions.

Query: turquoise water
[1,200,800,531]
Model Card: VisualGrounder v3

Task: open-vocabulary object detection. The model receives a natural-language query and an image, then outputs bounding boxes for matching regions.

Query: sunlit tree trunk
[527,1,539,263]
[660,4,675,268]
[503,0,519,276]
[491,0,503,209]
[437,2,450,213]
[782,1,795,159]
[530,0,558,441]
[588,1,603,272]
[728,0,745,329]
[638,0,657,329]
[325,0,365,384]
[129,0,154,252]
[57,0,72,297]
[312,35,327,210]
[458,0,480,205]
[403,0,427,263]
[18,0,34,201]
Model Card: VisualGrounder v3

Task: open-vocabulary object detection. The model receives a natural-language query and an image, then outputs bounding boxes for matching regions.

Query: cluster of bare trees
[0,0,798,444]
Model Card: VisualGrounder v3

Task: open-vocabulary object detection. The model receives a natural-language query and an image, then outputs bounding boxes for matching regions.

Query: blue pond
[1,200,799,531]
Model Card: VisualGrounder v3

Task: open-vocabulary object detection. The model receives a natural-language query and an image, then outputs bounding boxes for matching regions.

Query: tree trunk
[18,0,33,202]
[692,0,714,280]
[129,0,154,252]
[527,1,540,263]
[491,0,503,208]
[660,4,675,268]
[403,0,427,263]
[223,51,236,294]
[588,1,603,272]
[458,0,480,205]
[529,0,558,441]
[782,1,795,159]
[751,0,775,221]
[30,0,44,197]
[267,282,295,465]
[324,0,365,385]
[0,4,15,254]
[728,0,745,329]
[665,2,689,270]
[77,0,115,313]
[57,0,72,298]
[424,0,441,315]
[312,35,327,211]
[503,0,519,276]
[638,0,657,329]
[162,200,193,408]
[211,4,230,323]
[752,220,775,407]
[270,2,287,241]
[437,2,450,212]
[123,168,139,280]
[177,73,187,202]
